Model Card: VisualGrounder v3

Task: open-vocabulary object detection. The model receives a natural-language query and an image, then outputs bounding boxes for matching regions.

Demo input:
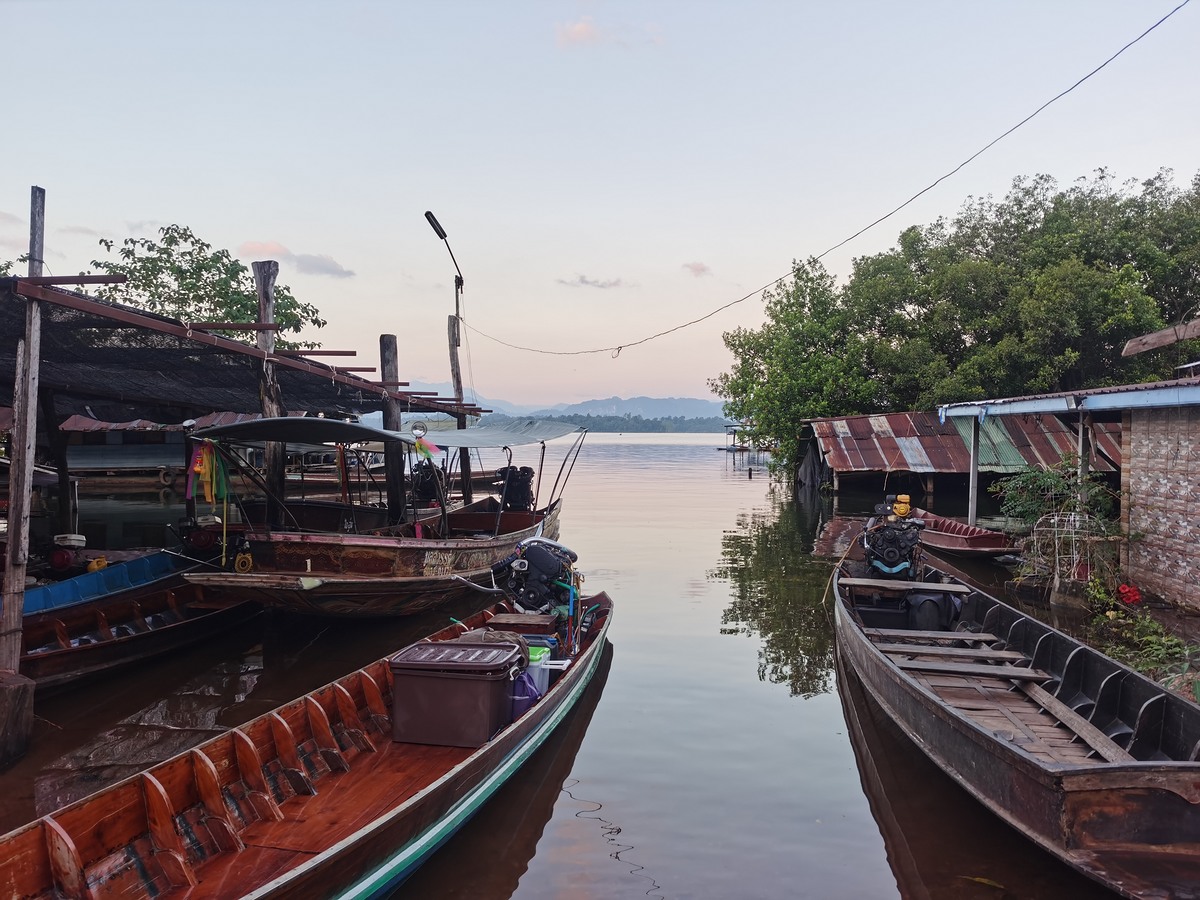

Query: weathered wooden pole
[967,415,980,526]
[447,314,474,503]
[253,262,286,527]
[0,186,45,764]
[379,334,407,524]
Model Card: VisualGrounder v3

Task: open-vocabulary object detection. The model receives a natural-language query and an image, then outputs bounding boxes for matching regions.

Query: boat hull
[186,500,562,616]
[910,507,1016,558]
[834,568,1200,899]
[0,592,613,899]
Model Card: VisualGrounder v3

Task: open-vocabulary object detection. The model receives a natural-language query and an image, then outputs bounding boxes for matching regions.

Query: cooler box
[389,642,522,747]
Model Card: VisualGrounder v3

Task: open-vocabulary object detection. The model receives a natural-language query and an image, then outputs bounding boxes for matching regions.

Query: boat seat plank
[894,658,1050,681]
[1017,683,1136,763]
[841,577,973,594]
[865,628,998,642]
[875,642,1027,662]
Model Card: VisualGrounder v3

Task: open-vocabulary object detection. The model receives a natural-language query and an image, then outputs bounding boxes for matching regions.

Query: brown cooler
[388,641,522,747]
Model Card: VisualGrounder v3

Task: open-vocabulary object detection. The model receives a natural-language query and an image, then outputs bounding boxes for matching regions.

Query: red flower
[1117,583,1142,605]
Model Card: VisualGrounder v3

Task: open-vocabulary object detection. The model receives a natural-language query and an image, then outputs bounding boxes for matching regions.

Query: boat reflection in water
[836,654,1114,900]
[392,641,613,899]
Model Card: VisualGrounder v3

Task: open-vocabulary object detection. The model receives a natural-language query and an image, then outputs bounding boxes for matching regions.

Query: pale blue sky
[4,1,1197,405]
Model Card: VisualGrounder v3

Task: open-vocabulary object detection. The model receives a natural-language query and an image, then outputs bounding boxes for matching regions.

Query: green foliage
[988,455,1115,527]
[0,259,12,276]
[711,169,1200,475]
[709,258,880,471]
[1086,579,1195,681]
[89,225,326,349]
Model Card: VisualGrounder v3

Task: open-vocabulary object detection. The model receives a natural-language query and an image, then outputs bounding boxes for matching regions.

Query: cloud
[556,16,602,47]
[294,253,355,278]
[683,262,712,278]
[126,219,166,234]
[0,234,26,253]
[239,240,291,258]
[237,240,355,278]
[557,274,625,289]
[0,210,23,228]
[58,224,103,237]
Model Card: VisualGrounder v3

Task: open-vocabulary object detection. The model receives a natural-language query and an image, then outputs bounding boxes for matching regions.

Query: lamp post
[424,211,473,502]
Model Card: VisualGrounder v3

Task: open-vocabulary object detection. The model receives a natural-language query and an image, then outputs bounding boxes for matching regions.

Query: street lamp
[425,211,464,338]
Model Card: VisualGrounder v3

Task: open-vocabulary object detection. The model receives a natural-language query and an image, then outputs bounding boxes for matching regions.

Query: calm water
[2,434,1116,899]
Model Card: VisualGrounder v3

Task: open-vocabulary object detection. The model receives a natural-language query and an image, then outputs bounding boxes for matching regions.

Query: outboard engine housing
[862,493,925,578]
[495,466,536,512]
[492,538,578,613]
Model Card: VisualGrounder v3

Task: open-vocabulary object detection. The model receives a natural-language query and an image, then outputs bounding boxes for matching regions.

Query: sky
[3,1,1198,408]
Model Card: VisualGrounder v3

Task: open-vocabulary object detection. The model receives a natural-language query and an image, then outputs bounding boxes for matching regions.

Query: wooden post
[447,314,473,503]
[253,262,286,527]
[1077,411,1092,515]
[967,416,980,526]
[0,186,44,764]
[379,335,407,525]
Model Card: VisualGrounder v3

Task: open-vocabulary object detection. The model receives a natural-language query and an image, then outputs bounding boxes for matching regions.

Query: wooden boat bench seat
[840,577,974,594]
[892,658,1051,681]
[865,628,999,643]
[874,642,1027,662]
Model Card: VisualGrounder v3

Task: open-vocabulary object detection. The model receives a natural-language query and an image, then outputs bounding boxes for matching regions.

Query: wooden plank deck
[872,633,1117,765]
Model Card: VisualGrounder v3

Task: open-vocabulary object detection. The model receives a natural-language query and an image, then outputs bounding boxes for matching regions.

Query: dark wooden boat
[837,651,1115,899]
[0,543,612,898]
[834,550,1200,899]
[186,497,562,616]
[180,417,585,617]
[21,551,259,692]
[909,505,1016,558]
[22,589,258,693]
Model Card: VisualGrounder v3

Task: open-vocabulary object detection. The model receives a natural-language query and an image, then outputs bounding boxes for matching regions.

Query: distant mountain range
[403,382,727,420]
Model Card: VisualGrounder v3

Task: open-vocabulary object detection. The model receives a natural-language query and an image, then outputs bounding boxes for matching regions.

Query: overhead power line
[465,0,1191,359]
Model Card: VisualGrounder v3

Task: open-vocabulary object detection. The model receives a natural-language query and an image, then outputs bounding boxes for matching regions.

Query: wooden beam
[375,381,410,387]
[1122,320,1200,356]
[1018,682,1135,762]
[892,659,1051,681]
[334,367,376,373]
[841,577,973,594]
[188,322,280,331]
[20,274,125,286]
[276,350,357,357]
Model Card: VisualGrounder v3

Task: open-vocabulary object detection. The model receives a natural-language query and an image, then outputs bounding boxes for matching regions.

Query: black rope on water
[561,778,667,899]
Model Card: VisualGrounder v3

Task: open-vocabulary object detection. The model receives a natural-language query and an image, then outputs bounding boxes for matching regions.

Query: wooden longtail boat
[836,651,1114,899]
[0,546,612,898]
[834,554,1200,899]
[909,505,1017,558]
[21,551,259,692]
[180,417,585,617]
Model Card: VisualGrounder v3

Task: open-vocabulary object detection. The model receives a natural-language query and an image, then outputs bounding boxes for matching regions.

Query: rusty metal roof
[809,411,1121,475]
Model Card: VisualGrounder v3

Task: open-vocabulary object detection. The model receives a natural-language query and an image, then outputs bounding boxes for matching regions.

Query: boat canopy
[192,416,584,450]
[381,419,583,450]
[191,417,408,446]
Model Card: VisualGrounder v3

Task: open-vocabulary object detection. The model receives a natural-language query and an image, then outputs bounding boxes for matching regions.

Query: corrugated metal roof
[809,411,1121,475]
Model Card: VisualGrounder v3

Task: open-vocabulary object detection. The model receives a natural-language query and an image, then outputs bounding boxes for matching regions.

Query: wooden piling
[379,335,407,524]
[0,186,45,765]
[253,262,286,527]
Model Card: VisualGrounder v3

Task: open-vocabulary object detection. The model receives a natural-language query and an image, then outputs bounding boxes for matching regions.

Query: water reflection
[712,492,836,698]
[836,653,1115,900]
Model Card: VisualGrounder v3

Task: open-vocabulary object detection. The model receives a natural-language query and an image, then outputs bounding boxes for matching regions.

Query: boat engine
[492,537,578,614]
[411,460,445,503]
[495,466,535,512]
[862,493,925,579]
